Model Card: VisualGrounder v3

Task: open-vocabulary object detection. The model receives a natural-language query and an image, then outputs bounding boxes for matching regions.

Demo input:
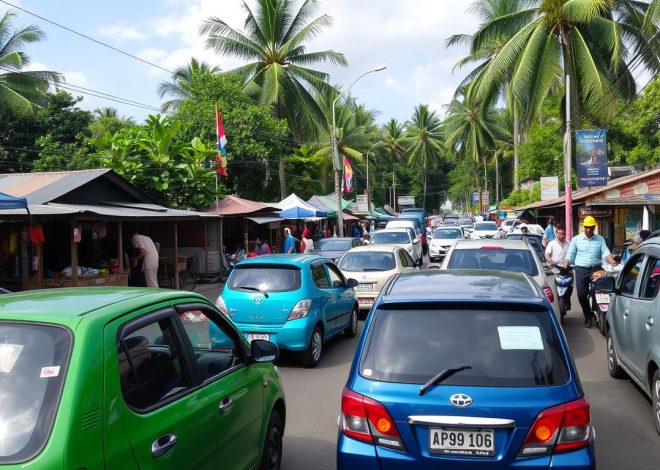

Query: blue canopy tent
[0,192,29,214]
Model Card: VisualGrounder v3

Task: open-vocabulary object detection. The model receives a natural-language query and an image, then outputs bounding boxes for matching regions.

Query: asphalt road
[199,259,660,469]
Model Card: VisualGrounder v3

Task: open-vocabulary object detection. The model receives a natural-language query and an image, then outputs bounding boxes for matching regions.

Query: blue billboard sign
[575,129,608,188]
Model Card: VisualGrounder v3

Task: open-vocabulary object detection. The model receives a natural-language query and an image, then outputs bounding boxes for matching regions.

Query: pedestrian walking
[543,218,556,247]
[129,229,159,288]
[283,228,296,254]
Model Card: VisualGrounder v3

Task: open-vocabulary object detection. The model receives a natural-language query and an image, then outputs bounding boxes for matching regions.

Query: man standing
[129,229,159,288]
[564,216,617,327]
[545,225,571,307]
[283,228,296,254]
[543,218,556,247]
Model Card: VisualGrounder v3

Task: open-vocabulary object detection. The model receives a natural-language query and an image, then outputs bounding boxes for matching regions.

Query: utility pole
[564,74,573,240]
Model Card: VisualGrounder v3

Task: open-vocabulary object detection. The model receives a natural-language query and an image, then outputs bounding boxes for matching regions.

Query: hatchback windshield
[434,229,462,239]
[340,252,396,271]
[360,308,568,386]
[371,231,410,245]
[316,239,352,252]
[228,265,301,292]
[457,219,473,226]
[474,222,498,231]
[447,248,539,276]
[506,235,545,262]
[0,322,71,464]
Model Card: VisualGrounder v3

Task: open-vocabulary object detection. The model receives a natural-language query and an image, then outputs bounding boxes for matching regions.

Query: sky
[3,0,482,123]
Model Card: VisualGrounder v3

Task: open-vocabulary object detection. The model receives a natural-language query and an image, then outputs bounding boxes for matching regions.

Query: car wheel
[344,307,358,338]
[607,331,627,379]
[260,411,283,470]
[301,325,323,367]
[652,370,660,435]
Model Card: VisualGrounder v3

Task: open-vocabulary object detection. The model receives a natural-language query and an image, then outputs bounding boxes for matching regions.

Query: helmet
[583,215,597,227]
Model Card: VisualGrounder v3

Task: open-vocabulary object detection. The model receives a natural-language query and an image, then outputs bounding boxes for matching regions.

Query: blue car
[217,254,359,367]
[338,270,595,469]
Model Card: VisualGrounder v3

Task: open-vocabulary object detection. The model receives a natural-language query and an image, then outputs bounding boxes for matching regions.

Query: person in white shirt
[545,225,570,270]
[129,229,159,288]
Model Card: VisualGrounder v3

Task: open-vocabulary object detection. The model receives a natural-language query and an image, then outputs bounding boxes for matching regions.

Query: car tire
[598,311,607,336]
[652,370,660,436]
[301,325,323,368]
[344,307,358,338]
[260,410,283,470]
[607,331,627,379]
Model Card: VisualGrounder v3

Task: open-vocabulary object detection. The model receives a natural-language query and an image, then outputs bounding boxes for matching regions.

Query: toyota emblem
[253,295,263,304]
[450,393,472,408]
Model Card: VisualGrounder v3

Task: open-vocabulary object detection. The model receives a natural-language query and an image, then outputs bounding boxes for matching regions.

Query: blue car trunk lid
[224,291,291,325]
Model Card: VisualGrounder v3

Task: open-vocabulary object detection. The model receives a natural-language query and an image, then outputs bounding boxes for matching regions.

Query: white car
[509,222,545,236]
[429,226,464,262]
[385,220,422,241]
[471,221,501,240]
[369,228,422,265]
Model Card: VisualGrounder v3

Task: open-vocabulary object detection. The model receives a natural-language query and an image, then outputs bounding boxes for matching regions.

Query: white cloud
[63,71,89,88]
[98,24,148,41]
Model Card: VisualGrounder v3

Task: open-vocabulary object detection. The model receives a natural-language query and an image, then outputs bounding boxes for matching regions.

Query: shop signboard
[575,129,608,188]
[481,191,489,203]
[353,195,369,214]
[578,207,613,218]
[541,176,559,200]
[397,195,415,207]
[643,193,660,202]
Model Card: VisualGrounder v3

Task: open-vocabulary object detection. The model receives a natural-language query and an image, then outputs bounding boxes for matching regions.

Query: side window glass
[118,316,188,410]
[404,251,415,267]
[620,254,645,297]
[178,309,244,382]
[641,258,660,300]
[312,264,330,288]
[326,263,345,288]
[398,250,408,267]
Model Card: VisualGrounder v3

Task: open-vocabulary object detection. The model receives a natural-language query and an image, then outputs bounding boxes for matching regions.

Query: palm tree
[157,57,221,112]
[402,105,444,211]
[381,119,406,207]
[200,0,348,198]
[93,107,119,119]
[0,10,62,112]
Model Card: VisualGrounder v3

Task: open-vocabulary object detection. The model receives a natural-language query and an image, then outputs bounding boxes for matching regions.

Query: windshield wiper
[236,286,269,298]
[362,268,383,271]
[419,366,471,396]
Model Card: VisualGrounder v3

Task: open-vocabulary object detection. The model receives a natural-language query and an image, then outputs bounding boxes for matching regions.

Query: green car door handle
[219,397,234,414]
[151,433,177,458]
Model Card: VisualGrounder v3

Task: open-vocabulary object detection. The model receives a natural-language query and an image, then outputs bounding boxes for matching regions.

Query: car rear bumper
[233,319,314,351]
[356,293,377,310]
[337,433,381,470]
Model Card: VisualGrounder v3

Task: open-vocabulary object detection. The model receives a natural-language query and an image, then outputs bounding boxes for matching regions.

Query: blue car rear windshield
[360,308,569,386]
[229,265,301,292]
[317,239,352,251]
[447,248,539,276]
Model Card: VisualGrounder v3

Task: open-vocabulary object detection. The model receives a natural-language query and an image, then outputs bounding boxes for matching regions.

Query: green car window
[0,322,72,464]
[118,317,189,410]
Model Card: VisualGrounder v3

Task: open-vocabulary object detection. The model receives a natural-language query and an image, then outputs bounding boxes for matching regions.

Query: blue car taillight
[341,388,405,451]
[519,397,592,457]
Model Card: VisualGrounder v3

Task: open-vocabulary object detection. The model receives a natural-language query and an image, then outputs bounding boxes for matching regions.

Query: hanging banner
[343,156,353,193]
[472,192,479,203]
[540,176,559,200]
[575,129,608,188]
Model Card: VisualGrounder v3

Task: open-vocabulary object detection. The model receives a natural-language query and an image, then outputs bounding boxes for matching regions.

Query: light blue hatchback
[217,254,359,367]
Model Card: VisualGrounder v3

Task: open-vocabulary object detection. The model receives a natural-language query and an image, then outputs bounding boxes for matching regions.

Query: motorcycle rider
[564,216,617,328]
[545,225,571,309]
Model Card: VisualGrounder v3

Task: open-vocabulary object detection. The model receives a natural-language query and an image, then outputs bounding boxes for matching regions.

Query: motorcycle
[590,263,623,335]
[553,265,574,325]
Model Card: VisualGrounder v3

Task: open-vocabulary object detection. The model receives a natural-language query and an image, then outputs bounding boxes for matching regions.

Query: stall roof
[202,195,279,216]
[277,193,327,219]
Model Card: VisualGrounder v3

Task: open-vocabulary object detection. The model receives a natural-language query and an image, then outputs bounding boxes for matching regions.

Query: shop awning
[202,195,279,216]
[587,196,653,207]
[0,192,28,210]
[246,216,284,225]
[277,193,327,219]
[0,202,218,220]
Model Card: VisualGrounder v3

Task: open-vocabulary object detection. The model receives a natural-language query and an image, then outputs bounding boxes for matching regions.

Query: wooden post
[71,221,78,287]
[174,221,179,289]
[117,221,124,273]
[36,243,43,289]
[203,219,208,274]
[244,218,249,253]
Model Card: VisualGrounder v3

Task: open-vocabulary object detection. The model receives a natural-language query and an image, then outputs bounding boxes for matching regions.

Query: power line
[0,0,175,75]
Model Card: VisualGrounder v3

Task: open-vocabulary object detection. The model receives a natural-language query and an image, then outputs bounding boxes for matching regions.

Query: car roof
[381,270,543,303]
[233,253,326,266]
[373,228,411,233]
[346,244,402,253]
[318,237,359,242]
[0,287,205,324]
[451,239,530,249]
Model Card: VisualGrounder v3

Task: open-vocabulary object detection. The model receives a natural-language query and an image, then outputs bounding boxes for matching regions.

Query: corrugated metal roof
[0,202,217,219]
[202,195,279,216]
[587,196,652,206]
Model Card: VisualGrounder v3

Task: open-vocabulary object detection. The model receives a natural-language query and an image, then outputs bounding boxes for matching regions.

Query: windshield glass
[457,219,473,226]
[0,322,71,464]
[360,308,568,386]
[506,235,545,262]
[340,252,396,271]
[474,222,498,231]
[228,265,301,292]
[447,248,539,276]
[370,231,410,245]
[316,239,351,252]
[433,229,462,239]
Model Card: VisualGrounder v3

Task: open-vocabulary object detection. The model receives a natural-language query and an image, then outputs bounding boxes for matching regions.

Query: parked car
[508,222,545,237]
[471,221,500,240]
[499,218,519,236]
[428,226,465,262]
[505,233,549,271]
[216,254,359,367]
[314,237,364,264]
[441,239,559,314]
[370,228,422,265]
[338,245,418,312]
[0,287,285,469]
[337,270,594,469]
[597,233,660,434]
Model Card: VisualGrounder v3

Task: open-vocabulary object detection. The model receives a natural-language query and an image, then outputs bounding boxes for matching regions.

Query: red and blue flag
[215,107,228,176]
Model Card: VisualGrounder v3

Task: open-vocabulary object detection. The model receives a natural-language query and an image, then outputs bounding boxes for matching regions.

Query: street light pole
[332,65,387,236]
[365,141,382,216]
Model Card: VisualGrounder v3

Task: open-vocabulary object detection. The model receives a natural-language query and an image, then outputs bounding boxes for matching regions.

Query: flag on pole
[343,156,353,193]
[215,107,228,176]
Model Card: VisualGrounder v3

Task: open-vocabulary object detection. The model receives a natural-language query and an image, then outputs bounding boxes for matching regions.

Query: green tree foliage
[157,58,221,113]
[517,123,564,182]
[500,184,541,207]
[174,73,292,202]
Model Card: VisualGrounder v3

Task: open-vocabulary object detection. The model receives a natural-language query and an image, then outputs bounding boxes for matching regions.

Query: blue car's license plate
[429,428,495,456]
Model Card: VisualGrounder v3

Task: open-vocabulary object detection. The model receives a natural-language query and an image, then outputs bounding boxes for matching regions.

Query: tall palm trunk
[513,102,520,190]
[495,152,500,203]
[275,103,288,199]
[559,25,580,130]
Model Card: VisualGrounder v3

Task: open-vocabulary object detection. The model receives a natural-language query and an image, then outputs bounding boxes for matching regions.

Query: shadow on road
[282,435,336,470]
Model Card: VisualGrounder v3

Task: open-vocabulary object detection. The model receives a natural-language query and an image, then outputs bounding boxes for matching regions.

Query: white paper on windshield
[40,366,60,378]
[497,326,544,350]
[0,344,23,373]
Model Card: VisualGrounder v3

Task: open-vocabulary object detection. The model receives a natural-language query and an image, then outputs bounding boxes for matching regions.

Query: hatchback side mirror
[594,276,616,293]
[250,339,279,363]
[346,278,358,288]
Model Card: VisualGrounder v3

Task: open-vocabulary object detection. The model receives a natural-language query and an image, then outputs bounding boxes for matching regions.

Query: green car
[0,287,285,469]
